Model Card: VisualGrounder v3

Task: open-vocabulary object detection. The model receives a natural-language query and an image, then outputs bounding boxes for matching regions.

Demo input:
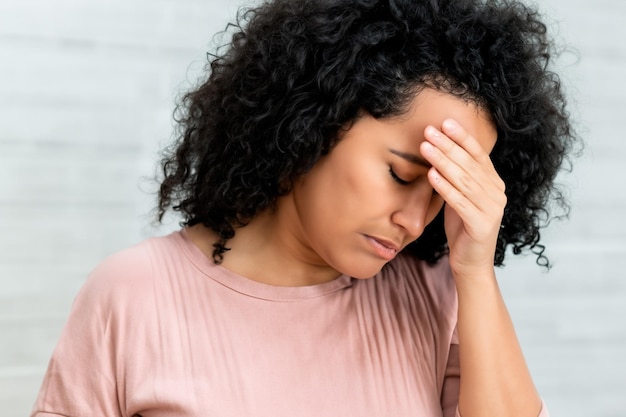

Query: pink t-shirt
[32,230,548,417]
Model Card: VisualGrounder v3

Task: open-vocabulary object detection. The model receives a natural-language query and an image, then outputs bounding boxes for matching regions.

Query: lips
[365,235,400,261]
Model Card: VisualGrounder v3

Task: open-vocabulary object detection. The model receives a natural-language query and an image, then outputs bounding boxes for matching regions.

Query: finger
[422,141,506,223]
[428,167,503,238]
[424,123,501,190]
[427,165,478,219]
[440,119,487,160]
[420,139,473,194]
[420,140,497,211]
[424,123,505,196]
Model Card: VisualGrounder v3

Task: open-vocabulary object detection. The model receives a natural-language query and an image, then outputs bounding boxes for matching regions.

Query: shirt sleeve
[30,265,124,417]
[29,245,153,417]
[441,340,550,417]
[441,342,461,417]
[31,288,120,415]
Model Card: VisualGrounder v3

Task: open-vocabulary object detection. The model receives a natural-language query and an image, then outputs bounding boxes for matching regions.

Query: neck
[186,208,342,287]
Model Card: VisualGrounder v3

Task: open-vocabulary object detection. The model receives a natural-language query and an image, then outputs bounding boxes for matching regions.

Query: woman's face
[285,87,497,279]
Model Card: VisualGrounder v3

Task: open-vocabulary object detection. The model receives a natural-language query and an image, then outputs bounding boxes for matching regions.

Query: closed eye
[389,167,411,185]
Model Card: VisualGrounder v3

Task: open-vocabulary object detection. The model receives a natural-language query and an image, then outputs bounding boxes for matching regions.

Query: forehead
[397,87,498,152]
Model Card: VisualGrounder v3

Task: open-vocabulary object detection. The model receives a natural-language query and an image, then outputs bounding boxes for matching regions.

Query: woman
[32,0,576,416]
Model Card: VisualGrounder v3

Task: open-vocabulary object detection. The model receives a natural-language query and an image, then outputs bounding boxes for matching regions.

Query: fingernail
[426,125,440,138]
[429,167,440,182]
[443,119,458,132]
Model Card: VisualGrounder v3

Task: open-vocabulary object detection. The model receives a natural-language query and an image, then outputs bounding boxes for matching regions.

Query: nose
[390,180,438,240]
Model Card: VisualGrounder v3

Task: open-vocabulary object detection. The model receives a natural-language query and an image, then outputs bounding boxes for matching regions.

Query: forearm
[454,270,542,417]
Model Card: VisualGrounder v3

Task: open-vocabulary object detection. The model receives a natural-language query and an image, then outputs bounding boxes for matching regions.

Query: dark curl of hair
[158,0,577,267]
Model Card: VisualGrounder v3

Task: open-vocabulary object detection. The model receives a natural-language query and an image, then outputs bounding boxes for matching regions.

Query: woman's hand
[421,118,506,279]
[422,119,543,417]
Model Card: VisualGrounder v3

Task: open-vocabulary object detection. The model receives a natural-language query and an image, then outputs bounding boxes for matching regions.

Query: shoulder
[76,232,185,313]
[54,231,194,353]
[31,234,185,416]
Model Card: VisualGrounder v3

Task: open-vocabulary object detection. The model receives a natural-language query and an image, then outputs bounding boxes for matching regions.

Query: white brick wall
[0,0,240,414]
[1,0,624,416]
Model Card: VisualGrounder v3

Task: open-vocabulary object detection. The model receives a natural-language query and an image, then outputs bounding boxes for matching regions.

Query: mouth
[364,235,400,261]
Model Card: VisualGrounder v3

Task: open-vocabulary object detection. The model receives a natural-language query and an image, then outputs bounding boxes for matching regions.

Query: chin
[335,259,388,280]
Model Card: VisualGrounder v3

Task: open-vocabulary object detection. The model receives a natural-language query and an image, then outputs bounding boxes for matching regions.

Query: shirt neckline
[173,228,353,302]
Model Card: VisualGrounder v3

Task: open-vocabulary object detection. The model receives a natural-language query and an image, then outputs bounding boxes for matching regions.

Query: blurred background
[0,0,624,415]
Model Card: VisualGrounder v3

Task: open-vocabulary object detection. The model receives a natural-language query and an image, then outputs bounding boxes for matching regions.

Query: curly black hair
[157,0,577,267]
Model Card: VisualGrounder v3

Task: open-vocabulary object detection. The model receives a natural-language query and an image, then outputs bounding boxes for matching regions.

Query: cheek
[323,157,380,211]
[293,164,353,231]
[294,149,385,229]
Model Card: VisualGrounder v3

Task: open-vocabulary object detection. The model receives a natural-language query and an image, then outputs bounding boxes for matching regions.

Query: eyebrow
[389,148,432,168]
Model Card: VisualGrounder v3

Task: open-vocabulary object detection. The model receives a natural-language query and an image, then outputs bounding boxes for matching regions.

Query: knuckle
[499,192,508,208]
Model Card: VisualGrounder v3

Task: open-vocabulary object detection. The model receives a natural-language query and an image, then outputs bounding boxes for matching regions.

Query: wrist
[451,265,498,294]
